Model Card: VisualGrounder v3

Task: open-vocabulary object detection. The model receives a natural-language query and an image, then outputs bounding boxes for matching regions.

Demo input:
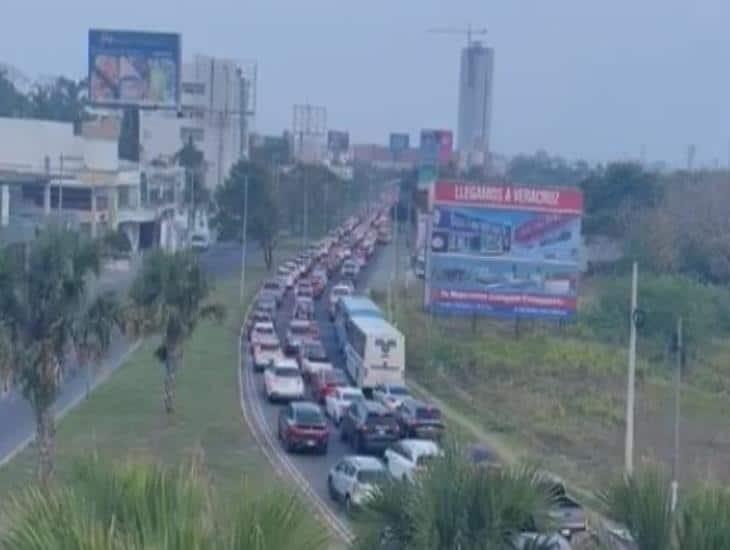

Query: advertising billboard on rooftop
[426,181,584,320]
[88,29,181,109]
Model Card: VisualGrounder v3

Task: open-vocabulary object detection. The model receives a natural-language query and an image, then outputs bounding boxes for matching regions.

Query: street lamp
[239,174,249,303]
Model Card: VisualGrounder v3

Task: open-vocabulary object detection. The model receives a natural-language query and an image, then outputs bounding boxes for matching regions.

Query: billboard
[426,181,584,320]
[88,29,181,109]
[327,130,350,153]
[420,129,453,167]
[389,133,410,154]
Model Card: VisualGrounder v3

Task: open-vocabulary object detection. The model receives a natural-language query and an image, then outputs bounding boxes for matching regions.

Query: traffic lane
[253,252,389,518]
[0,333,131,464]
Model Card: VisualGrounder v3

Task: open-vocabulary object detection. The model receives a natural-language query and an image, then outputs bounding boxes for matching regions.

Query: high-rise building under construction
[457,41,494,165]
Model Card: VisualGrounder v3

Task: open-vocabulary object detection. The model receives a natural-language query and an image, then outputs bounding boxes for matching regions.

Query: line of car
[242,200,598,549]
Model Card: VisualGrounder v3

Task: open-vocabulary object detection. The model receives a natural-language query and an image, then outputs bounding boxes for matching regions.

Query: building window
[181,127,205,143]
[182,82,206,95]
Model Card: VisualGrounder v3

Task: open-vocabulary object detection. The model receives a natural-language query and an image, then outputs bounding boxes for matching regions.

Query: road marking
[237,299,355,544]
[0,340,142,469]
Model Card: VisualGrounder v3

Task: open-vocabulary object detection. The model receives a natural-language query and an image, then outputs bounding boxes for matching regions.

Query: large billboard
[389,133,410,154]
[420,129,453,167]
[88,29,181,109]
[327,130,350,153]
[426,181,584,320]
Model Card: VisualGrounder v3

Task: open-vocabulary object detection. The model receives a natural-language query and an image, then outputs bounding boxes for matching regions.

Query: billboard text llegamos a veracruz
[426,181,584,320]
[88,29,181,109]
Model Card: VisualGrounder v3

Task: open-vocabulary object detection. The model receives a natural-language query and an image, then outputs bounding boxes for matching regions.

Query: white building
[0,117,186,252]
[140,54,254,190]
[457,42,495,168]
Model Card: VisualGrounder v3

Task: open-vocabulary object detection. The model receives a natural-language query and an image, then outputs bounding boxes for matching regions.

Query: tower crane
[427,25,487,47]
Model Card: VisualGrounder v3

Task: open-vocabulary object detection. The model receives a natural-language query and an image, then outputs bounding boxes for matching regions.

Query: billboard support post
[624,260,639,475]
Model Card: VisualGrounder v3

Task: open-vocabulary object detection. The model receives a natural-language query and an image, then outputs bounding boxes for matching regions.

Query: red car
[277,401,329,454]
[311,368,349,404]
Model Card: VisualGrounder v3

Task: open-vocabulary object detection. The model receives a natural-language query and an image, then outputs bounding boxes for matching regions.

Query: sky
[2,0,730,166]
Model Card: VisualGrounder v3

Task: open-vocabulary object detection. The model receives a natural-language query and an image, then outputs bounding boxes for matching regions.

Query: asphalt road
[241,240,394,532]
[0,242,260,467]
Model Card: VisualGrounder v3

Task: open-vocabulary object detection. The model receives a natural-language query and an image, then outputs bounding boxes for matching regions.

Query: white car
[328,283,353,319]
[384,439,441,482]
[510,533,572,550]
[299,340,333,380]
[252,341,284,373]
[264,359,305,402]
[325,386,365,425]
[327,455,388,511]
[250,322,277,347]
[373,383,411,411]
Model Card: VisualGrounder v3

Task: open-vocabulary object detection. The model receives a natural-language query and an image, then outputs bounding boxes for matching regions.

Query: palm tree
[356,443,555,550]
[0,227,124,483]
[128,250,224,414]
[0,457,329,550]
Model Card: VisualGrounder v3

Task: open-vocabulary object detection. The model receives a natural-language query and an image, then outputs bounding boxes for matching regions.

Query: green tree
[175,137,209,218]
[508,151,591,187]
[0,228,124,483]
[128,250,225,414]
[27,77,89,128]
[0,457,329,550]
[0,69,30,117]
[213,161,280,269]
[356,444,555,549]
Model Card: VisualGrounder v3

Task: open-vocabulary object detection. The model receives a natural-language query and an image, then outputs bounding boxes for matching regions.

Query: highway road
[0,242,259,467]
[240,238,395,543]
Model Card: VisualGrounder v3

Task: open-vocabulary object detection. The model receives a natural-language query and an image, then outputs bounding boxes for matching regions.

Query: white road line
[236,298,355,544]
[0,339,142,469]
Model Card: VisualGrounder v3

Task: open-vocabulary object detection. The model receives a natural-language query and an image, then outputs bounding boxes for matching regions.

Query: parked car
[190,233,210,252]
[261,279,285,306]
[298,340,332,380]
[246,310,273,338]
[256,295,277,317]
[543,479,588,540]
[328,283,353,319]
[252,341,284,372]
[285,319,312,355]
[277,401,329,454]
[341,259,359,280]
[327,456,388,511]
[250,321,277,347]
[325,386,365,425]
[295,281,314,299]
[264,358,305,402]
[340,399,400,454]
[277,264,296,289]
[373,383,411,411]
[384,439,442,482]
[311,368,350,404]
[293,296,314,320]
[394,398,445,441]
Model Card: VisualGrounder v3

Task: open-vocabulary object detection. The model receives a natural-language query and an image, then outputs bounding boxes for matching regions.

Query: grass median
[0,268,276,502]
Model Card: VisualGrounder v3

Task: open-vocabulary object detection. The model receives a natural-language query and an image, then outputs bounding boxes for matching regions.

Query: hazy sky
[2,0,729,166]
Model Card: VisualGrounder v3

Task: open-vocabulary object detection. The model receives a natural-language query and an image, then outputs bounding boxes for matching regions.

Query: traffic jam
[241,193,590,546]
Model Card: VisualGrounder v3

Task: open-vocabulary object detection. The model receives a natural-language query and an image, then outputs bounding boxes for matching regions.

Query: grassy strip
[0,270,276,502]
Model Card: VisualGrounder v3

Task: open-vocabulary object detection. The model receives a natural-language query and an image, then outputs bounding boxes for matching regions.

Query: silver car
[327,455,388,511]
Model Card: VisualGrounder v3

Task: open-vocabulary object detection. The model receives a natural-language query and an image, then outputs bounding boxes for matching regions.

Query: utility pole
[58,154,64,216]
[239,174,249,304]
[671,317,683,512]
[625,261,639,475]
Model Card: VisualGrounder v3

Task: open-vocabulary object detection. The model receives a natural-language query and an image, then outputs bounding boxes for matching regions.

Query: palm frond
[676,485,730,550]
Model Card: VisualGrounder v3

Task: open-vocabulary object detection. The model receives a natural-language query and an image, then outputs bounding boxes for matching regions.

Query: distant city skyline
[2,0,729,168]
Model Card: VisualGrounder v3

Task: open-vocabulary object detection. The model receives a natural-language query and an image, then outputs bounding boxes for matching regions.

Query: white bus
[343,315,405,390]
[334,296,384,351]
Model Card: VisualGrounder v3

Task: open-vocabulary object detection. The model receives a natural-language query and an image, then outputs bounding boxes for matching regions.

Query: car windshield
[416,407,442,420]
[326,370,348,385]
[256,326,274,335]
[305,345,327,360]
[366,412,396,427]
[275,367,299,378]
[357,468,387,484]
[341,390,362,402]
[264,283,279,290]
[260,343,280,352]
[290,324,309,335]
[295,408,324,425]
[388,386,409,396]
